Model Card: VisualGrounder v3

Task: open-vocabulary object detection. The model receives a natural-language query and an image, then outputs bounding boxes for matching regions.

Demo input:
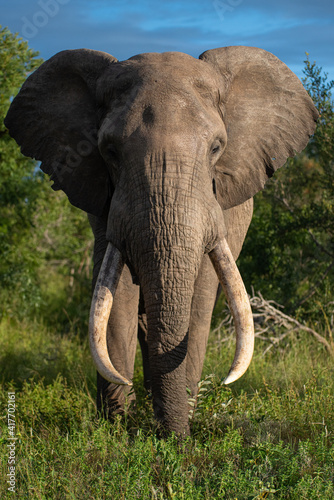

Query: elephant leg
[97,264,140,418]
[186,254,219,399]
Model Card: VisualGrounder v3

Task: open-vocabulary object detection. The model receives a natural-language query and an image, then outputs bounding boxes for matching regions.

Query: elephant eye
[210,137,226,163]
[211,139,223,156]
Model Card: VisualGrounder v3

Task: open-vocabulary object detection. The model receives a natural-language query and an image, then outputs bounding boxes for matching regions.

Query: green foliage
[0,27,92,328]
[0,317,96,388]
[28,188,93,333]
[239,56,334,321]
[0,26,44,315]
[1,318,333,499]
[0,26,42,117]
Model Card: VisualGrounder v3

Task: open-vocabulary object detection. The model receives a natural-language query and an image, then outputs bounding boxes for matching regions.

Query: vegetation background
[0,27,333,498]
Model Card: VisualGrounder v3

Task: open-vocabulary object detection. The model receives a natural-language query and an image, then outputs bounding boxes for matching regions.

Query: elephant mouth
[88,237,254,386]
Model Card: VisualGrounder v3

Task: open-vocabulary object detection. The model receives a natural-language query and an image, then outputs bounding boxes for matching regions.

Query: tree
[0,26,44,315]
[0,27,93,327]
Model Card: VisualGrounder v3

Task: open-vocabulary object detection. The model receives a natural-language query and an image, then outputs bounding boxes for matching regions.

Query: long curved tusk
[209,238,254,384]
[89,242,132,386]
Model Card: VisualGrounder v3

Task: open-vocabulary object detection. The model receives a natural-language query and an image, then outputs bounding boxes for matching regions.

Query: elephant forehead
[98,52,225,140]
[117,52,223,93]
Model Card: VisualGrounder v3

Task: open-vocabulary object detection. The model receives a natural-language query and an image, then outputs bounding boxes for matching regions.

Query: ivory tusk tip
[223,371,244,385]
[109,378,132,386]
[222,376,234,385]
[104,373,132,386]
[120,380,133,387]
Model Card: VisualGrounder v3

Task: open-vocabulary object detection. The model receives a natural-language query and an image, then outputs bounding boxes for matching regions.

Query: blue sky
[1,0,334,82]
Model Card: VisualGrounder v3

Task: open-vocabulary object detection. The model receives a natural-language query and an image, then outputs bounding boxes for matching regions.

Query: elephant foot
[156,421,191,440]
[96,374,136,421]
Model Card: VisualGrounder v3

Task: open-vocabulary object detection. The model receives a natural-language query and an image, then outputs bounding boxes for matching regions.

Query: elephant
[5,46,318,436]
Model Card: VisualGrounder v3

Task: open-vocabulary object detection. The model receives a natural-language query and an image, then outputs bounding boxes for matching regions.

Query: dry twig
[214,289,334,356]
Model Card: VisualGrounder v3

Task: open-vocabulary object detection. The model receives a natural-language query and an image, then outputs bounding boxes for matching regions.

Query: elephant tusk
[89,242,132,386]
[209,238,254,384]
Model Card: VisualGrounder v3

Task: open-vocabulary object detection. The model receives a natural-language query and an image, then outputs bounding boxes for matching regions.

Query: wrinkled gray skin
[5,46,318,436]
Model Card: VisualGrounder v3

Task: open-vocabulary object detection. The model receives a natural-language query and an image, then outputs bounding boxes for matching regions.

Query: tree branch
[213,290,334,356]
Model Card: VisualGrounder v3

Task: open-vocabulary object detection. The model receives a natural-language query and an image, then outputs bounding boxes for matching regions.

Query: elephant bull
[5,46,318,435]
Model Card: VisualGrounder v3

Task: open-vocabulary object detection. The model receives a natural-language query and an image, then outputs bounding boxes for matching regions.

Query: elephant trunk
[135,231,254,434]
[134,214,203,435]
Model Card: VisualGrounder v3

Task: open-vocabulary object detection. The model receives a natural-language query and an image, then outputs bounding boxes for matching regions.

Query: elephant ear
[199,46,319,209]
[5,49,118,216]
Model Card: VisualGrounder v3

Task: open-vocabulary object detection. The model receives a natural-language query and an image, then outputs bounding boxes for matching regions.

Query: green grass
[1,317,334,499]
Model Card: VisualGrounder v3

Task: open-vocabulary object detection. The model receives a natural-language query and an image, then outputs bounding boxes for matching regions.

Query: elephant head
[5,46,318,435]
